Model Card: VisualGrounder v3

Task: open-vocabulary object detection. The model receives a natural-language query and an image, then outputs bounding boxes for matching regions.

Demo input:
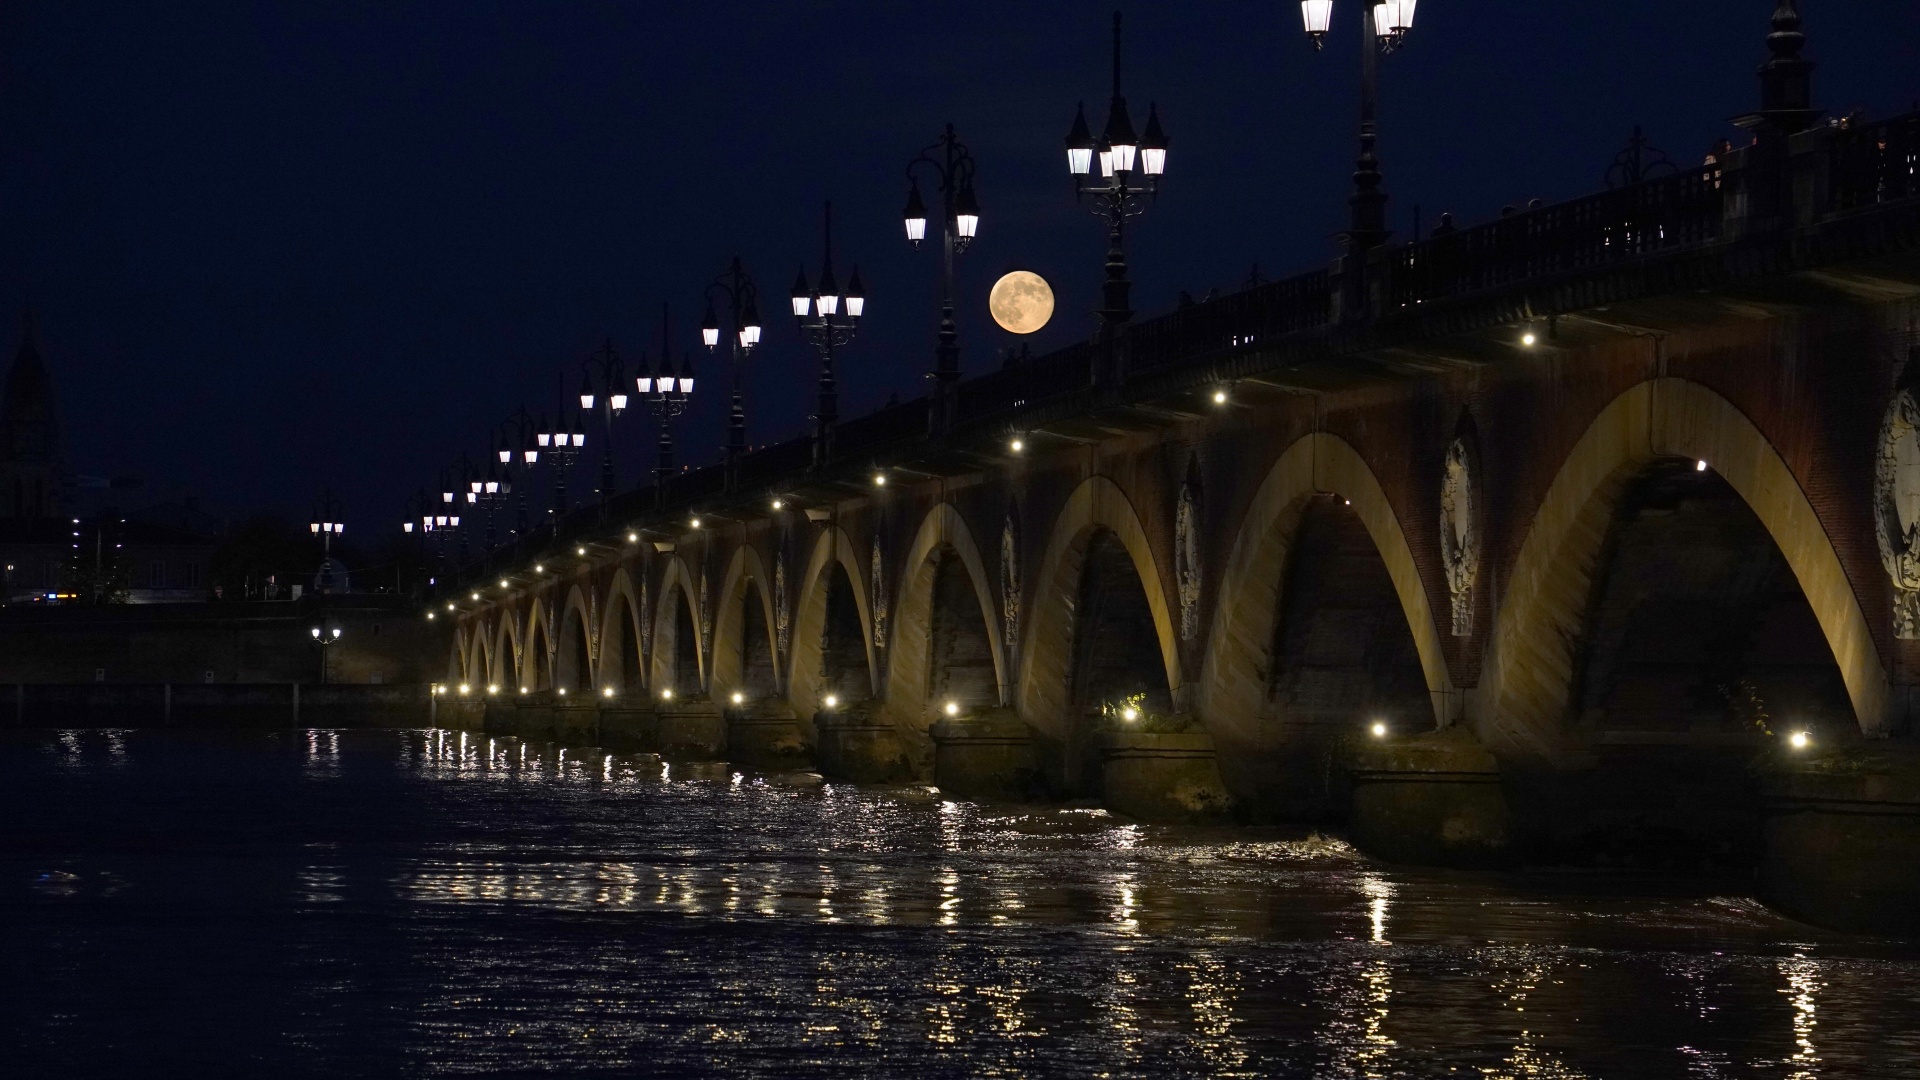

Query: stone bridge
[430,20,1920,933]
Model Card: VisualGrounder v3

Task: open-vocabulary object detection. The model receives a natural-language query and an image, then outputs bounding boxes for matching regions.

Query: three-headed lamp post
[1063,11,1169,331]
[791,201,864,469]
[640,303,696,508]
[1298,0,1419,260]
[902,124,981,400]
[701,259,762,488]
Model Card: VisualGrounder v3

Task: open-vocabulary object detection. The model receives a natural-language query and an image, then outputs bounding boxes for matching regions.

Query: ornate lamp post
[495,407,541,540]
[1298,0,1419,258]
[536,386,588,522]
[639,303,695,508]
[902,124,981,395]
[701,258,763,488]
[790,201,864,469]
[1063,11,1169,330]
[439,462,472,566]
[400,487,436,591]
[308,488,346,594]
[467,447,510,552]
[578,340,629,504]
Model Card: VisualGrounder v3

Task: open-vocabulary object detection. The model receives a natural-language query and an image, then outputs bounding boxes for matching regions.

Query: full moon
[988,271,1055,335]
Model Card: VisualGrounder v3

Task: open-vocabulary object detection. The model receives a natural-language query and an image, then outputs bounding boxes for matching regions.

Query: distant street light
[701,257,763,487]
[1064,11,1169,329]
[791,201,864,468]
[309,487,345,593]
[641,303,695,508]
[579,340,628,505]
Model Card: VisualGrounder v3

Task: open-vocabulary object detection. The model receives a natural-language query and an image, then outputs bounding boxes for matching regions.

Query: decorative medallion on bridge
[870,539,888,649]
[1176,472,1203,642]
[1000,515,1021,659]
[774,554,791,656]
[1440,436,1480,638]
[1873,389,1920,638]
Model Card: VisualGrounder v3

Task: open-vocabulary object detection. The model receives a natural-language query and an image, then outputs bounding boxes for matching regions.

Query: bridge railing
[953,343,1094,425]
[1387,164,1725,308]
[1830,110,1920,212]
[1128,269,1334,374]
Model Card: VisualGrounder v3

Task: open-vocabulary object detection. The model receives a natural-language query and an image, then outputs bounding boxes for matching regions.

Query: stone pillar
[931,708,1041,801]
[440,697,486,732]
[597,704,660,753]
[513,696,558,741]
[814,700,914,783]
[724,697,810,770]
[1762,747,1920,935]
[656,695,726,759]
[1347,729,1511,867]
[550,698,600,745]
[482,697,520,735]
[1099,729,1233,824]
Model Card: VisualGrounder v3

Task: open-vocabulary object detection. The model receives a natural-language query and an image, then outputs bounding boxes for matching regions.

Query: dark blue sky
[3,1,1916,529]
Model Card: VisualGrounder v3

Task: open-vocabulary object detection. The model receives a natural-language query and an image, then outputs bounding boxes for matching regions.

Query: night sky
[2,1,1916,530]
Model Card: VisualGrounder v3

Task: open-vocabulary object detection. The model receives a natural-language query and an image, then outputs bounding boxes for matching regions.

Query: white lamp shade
[524,450,538,463]
[611,393,628,412]
[1302,0,1333,35]
[1109,142,1137,173]
[1099,149,1115,177]
[1067,146,1093,175]
[845,296,865,318]
[1142,147,1167,175]
[740,323,761,346]
[309,522,319,533]
[956,212,979,240]
[904,215,927,243]
[636,375,653,393]
[572,433,586,447]
[497,449,510,463]
[449,516,461,526]
[817,294,839,316]
[678,376,694,394]
[791,295,811,317]
[579,393,594,409]
[701,326,719,347]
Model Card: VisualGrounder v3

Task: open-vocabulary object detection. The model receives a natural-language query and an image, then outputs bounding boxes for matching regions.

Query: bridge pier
[931,708,1042,801]
[814,701,915,783]
[656,696,726,759]
[597,703,658,753]
[1099,729,1233,824]
[724,698,810,770]
[1347,729,1511,867]
[1762,747,1920,936]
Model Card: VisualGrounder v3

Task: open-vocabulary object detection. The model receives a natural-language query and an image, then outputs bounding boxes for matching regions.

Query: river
[5,727,1919,1077]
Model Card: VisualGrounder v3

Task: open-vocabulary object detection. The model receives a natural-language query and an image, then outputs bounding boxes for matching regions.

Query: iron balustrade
[1128,270,1334,374]
[1389,165,1725,309]
[1831,110,1920,212]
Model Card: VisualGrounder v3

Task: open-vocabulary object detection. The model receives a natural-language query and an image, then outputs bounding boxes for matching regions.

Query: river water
[6,727,1920,1078]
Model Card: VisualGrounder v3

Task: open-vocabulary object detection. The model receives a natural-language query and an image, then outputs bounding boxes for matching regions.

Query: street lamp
[640,302,695,507]
[579,340,628,505]
[496,407,541,540]
[701,257,763,487]
[309,487,345,594]
[1064,11,1169,329]
[791,201,864,469]
[1297,0,1420,258]
[536,384,588,521]
[310,621,343,684]
[903,123,981,395]
[437,464,469,567]
[468,443,510,551]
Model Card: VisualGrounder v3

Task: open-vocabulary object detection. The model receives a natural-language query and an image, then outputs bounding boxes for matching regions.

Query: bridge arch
[650,556,706,695]
[553,585,595,694]
[448,624,473,685]
[711,544,781,701]
[788,526,877,721]
[1481,377,1890,759]
[1019,475,1182,788]
[493,609,523,690]
[599,569,646,696]
[521,598,555,692]
[885,503,1008,725]
[465,619,493,689]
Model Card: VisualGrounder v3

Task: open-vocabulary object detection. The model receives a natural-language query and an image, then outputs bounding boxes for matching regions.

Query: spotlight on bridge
[1121,707,1139,722]
[690,518,703,529]
[535,564,545,573]
[627,533,638,543]
[447,603,455,611]
[1521,330,1538,347]
[470,592,480,601]
[488,685,499,695]
[520,687,530,695]
[873,473,887,487]
[945,701,961,717]
[576,546,586,556]
[458,684,471,696]
[1790,730,1812,750]
[1371,721,1389,738]
[558,688,567,697]
[426,612,435,621]
[823,694,840,709]
[732,691,746,705]
[1009,437,1024,453]
[499,579,509,589]
[661,688,675,701]
[602,687,615,699]
[1212,389,1228,405]
[1696,460,1709,472]
[771,498,785,510]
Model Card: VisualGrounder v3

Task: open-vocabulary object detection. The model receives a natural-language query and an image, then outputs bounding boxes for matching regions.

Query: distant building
[0,314,217,604]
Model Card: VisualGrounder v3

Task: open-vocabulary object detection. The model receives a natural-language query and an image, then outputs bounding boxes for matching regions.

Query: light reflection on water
[6,728,1920,1078]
